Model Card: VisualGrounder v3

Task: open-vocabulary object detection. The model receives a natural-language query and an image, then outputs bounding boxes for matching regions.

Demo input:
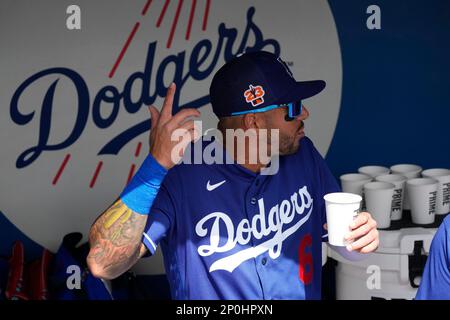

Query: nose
[297,104,309,121]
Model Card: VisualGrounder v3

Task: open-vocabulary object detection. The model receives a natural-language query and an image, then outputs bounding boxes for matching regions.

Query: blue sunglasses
[231,101,302,121]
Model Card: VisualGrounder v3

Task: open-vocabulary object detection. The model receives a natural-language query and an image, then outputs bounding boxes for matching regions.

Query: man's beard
[268,131,301,156]
[279,135,300,155]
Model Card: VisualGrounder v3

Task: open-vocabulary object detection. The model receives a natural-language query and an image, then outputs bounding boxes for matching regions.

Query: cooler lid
[376,227,436,255]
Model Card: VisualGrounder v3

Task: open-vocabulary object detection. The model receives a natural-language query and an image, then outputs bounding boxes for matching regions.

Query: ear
[242,113,258,130]
[254,112,268,131]
[243,113,267,130]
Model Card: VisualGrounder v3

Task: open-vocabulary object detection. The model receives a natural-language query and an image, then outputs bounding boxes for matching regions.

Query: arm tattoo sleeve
[87,198,148,278]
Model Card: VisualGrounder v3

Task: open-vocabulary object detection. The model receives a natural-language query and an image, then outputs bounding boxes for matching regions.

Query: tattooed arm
[87,198,149,280]
[87,84,200,280]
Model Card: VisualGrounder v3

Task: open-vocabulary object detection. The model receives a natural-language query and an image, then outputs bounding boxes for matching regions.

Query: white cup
[390,164,423,210]
[406,178,438,225]
[323,192,362,246]
[358,165,390,178]
[421,169,450,215]
[375,174,407,221]
[340,173,372,211]
[364,182,395,229]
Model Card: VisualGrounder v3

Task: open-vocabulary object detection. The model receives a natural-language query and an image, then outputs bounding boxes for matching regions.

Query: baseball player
[415,214,450,299]
[87,51,379,299]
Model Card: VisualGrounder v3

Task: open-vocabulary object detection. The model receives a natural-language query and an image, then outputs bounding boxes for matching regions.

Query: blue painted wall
[326,0,450,177]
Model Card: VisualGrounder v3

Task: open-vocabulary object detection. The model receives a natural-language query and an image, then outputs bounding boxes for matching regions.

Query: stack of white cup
[339,164,450,229]
[375,174,407,221]
[390,164,422,210]
[339,173,372,211]
[421,169,450,216]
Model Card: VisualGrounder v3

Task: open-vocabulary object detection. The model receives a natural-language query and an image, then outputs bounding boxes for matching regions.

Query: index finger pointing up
[159,82,176,124]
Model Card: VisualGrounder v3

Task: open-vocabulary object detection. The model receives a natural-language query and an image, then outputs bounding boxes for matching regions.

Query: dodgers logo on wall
[0,0,342,252]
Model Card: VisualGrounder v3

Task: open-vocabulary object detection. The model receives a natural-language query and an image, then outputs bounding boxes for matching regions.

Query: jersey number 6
[298,234,313,285]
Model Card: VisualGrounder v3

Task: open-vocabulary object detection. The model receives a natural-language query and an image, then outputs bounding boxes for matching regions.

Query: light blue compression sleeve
[120,153,168,215]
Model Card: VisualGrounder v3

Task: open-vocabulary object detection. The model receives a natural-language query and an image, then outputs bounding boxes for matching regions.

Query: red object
[127,164,137,185]
[185,0,197,40]
[5,241,28,300]
[52,153,71,185]
[141,0,153,16]
[109,22,141,78]
[166,0,184,48]
[298,234,313,285]
[134,142,142,157]
[26,249,53,300]
[202,0,211,31]
[89,161,104,188]
[156,0,171,27]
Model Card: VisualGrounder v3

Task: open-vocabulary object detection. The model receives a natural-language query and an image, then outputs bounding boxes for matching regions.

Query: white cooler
[328,227,437,300]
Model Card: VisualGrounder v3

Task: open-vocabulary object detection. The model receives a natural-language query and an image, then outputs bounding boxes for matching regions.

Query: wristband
[120,153,168,214]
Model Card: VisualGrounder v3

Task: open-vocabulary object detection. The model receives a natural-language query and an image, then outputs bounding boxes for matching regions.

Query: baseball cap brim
[278,80,326,104]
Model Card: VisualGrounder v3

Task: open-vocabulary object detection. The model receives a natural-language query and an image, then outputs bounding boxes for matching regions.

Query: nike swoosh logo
[206,180,226,191]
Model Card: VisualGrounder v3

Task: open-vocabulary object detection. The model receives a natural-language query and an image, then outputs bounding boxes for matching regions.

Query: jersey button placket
[255,176,272,299]
[249,176,269,299]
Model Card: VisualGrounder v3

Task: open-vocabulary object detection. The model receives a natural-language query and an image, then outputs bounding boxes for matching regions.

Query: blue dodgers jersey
[141,136,340,300]
[415,215,450,300]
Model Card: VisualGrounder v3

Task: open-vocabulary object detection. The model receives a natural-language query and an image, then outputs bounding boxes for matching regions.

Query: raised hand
[148,83,201,169]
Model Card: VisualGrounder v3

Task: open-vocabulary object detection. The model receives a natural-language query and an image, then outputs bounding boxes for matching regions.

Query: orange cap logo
[244,84,265,107]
